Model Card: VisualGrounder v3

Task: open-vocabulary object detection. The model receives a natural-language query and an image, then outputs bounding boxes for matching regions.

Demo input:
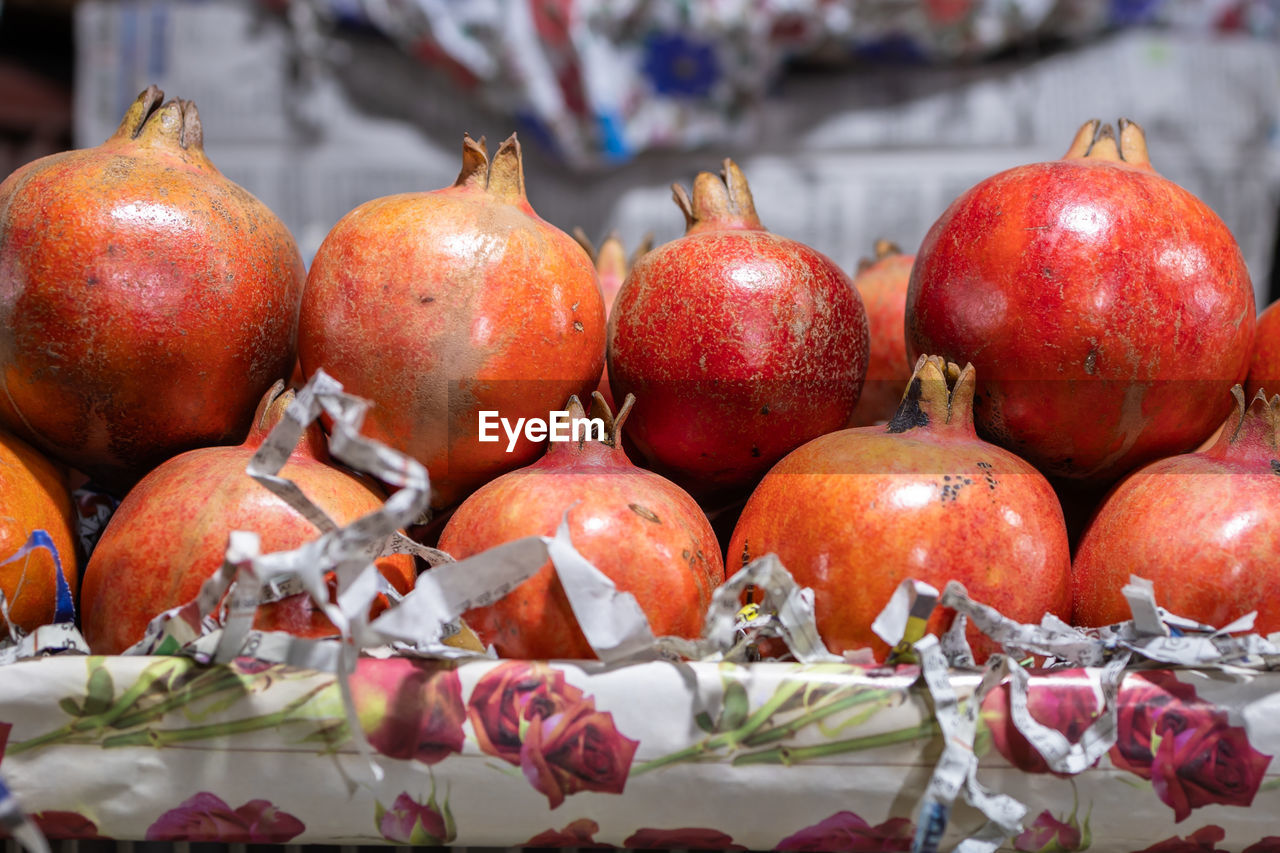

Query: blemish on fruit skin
[419,295,435,304]
[1084,348,1098,375]
[573,321,584,332]
[629,503,661,523]
[1271,459,1280,475]
[887,377,928,433]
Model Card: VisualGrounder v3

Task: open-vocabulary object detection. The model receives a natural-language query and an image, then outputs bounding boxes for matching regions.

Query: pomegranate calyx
[887,355,977,434]
[1218,384,1280,456]
[487,134,526,203]
[451,133,527,202]
[672,158,764,233]
[857,238,903,273]
[575,229,653,278]
[1062,118,1153,171]
[249,380,290,441]
[454,133,489,189]
[113,85,205,151]
[246,380,328,460]
[563,392,635,449]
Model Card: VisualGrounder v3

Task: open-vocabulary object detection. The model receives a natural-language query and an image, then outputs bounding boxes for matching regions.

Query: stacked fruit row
[1,86,1276,662]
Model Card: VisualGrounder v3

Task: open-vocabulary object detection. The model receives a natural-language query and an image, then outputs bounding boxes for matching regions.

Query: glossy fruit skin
[0,87,304,492]
[79,383,416,654]
[300,136,605,511]
[728,358,1070,662]
[1246,299,1280,399]
[608,163,869,494]
[1073,388,1280,631]
[0,430,77,631]
[848,243,915,427]
[437,396,723,660]
[907,124,1254,486]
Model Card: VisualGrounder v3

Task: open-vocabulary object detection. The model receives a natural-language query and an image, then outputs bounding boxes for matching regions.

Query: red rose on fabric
[775,811,914,851]
[1133,825,1230,853]
[1110,672,1271,823]
[523,818,613,848]
[376,791,453,845]
[349,657,466,765]
[145,793,304,843]
[1014,810,1084,852]
[469,661,638,809]
[624,827,747,850]
[981,669,1102,775]
[0,811,102,841]
[1243,838,1280,853]
[35,812,102,840]
[469,661,584,763]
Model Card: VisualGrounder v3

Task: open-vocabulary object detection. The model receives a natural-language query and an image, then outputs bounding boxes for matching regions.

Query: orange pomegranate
[0,430,77,632]
[848,239,915,427]
[1074,386,1280,632]
[300,134,606,512]
[438,393,723,659]
[729,356,1070,661]
[0,85,305,492]
[79,382,416,654]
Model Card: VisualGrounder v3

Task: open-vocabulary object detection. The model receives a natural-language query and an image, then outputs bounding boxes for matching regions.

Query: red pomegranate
[79,381,417,654]
[1073,385,1280,631]
[907,119,1254,486]
[437,393,724,660]
[1246,298,1280,399]
[848,239,915,427]
[607,159,869,496]
[299,134,605,512]
[0,85,305,492]
[574,229,651,411]
[0,430,78,632]
[727,356,1071,661]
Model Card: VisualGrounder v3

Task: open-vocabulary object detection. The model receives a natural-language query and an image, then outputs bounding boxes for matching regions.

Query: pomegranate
[727,355,1071,661]
[0,85,305,492]
[299,134,605,512]
[0,429,78,631]
[573,229,651,411]
[437,392,724,660]
[79,381,417,654]
[1073,385,1280,632]
[907,119,1254,486]
[1246,298,1280,399]
[607,159,869,497]
[848,239,915,427]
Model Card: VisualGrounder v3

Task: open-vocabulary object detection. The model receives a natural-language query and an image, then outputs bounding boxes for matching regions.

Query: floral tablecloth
[261,0,1280,169]
[2,655,1279,851]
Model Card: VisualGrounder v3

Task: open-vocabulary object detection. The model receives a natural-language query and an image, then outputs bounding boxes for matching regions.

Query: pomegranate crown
[856,238,904,273]
[562,391,636,450]
[453,133,527,203]
[671,159,764,232]
[1212,385,1280,456]
[1062,118,1154,171]
[111,85,205,152]
[887,355,977,434]
[572,228,654,279]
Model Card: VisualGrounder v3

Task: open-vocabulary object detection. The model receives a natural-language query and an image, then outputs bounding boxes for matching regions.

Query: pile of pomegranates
[3,86,1279,666]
